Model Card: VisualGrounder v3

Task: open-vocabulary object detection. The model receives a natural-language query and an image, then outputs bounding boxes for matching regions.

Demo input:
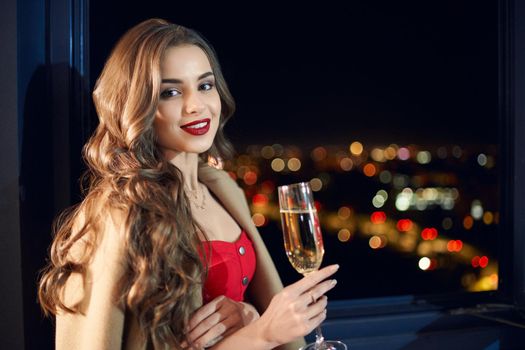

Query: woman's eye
[160,88,181,98]
[200,82,215,91]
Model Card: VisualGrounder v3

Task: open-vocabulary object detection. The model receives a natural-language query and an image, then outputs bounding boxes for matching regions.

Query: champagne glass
[278,182,347,350]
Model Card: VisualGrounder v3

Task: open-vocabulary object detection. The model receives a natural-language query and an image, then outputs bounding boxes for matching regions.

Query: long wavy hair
[38,18,235,348]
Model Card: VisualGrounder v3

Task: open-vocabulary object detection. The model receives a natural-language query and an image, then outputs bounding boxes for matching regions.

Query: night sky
[90,1,498,147]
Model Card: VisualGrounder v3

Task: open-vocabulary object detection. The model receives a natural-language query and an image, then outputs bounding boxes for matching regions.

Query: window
[86,0,521,311]
[216,2,501,300]
[11,0,523,348]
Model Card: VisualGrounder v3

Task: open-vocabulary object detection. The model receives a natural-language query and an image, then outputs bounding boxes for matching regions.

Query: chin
[183,141,215,155]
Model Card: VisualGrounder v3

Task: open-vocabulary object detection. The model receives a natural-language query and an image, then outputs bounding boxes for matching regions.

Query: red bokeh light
[447,240,463,252]
[370,211,387,224]
[397,219,413,232]
[479,256,489,268]
[252,194,269,206]
[471,255,488,268]
[421,228,438,240]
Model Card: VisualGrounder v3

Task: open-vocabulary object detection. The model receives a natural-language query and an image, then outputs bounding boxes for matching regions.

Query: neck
[164,150,200,191]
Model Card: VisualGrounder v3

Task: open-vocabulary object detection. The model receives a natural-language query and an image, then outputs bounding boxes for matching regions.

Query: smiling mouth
[180,118,211,136]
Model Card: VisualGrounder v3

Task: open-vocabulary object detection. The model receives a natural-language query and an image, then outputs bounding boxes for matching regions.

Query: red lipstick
[180,118,211,136]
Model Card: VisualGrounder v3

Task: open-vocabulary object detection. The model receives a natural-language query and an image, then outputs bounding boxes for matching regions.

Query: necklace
[186,183,206,210]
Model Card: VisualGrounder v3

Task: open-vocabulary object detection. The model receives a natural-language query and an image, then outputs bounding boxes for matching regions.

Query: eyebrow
[161,72,214,84]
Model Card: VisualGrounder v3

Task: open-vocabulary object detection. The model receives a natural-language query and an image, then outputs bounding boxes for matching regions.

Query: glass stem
[314,325,325,349]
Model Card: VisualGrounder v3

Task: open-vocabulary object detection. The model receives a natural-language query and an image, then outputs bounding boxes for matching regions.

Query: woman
[38,18,338,349]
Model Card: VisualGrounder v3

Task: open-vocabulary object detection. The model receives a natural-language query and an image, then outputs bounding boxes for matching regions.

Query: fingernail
[333,264,340,271]
[331,279,337,286]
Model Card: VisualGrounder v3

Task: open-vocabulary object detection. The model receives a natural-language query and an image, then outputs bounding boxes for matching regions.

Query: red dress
[201,230,256,304]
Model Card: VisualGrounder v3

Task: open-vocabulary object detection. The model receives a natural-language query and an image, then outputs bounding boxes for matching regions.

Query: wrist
[207,320,280,350]
[251,315,280,349]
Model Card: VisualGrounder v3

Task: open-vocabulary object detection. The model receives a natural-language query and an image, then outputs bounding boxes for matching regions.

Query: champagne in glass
[280,207,324,275]
[278,182,347,350]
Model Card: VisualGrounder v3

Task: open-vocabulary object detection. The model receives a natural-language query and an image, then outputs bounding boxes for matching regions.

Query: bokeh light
[437,147,448,159]
[363,163,376,177]
[442,217,453,230]
[261,145,275,159]
[384,146,398,160]
[421,228,438,240]
[483,211,494,225]
[310,178,323,192]
[452,145,463,158]
[372,195,385,208]
[370,211,387,224]
[477,153,488,166]
[479,256,489,268]
[337,206,352,220]
[398,147,410,160]
[252,193,269,206]
[369,235,386,249]
[397,219,413,232]
[377,190,388,201]
[252,213,266,227]
[471,200,484,220]
[371,148,386,162]
[311,146,327,162]
[340,157,354,171]
[395,188,413,211]
[379,170,393,184]
[243,171,258,185]
[337,229,352,242]
[350,141,364,156]
[463,215,474,230]
[447,240,463,252]
[271,158,285,172]
[417,151,432,164]
[287,158,302,172]
[419,257,431,270]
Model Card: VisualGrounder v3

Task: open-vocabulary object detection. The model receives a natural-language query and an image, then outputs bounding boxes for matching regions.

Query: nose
[182,91,205,116]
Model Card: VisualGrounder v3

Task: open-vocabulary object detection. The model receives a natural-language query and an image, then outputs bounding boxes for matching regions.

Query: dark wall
[0,0,25,347]
[12,1,89,349]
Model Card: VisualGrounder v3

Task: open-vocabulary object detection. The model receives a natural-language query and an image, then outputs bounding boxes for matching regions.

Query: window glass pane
[90,2,499,299]
[222,3,499,299]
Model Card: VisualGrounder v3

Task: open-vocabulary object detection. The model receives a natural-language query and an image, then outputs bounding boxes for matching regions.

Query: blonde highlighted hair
[38,18,235,348]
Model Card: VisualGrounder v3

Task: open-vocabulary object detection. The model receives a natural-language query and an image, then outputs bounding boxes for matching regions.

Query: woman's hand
[183,295,260,349]
[256,264,339,347]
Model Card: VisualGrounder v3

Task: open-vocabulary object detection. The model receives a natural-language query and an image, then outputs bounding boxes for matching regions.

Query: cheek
[209,92,222,117]
[214,98,222,115]
[156,103,180,121]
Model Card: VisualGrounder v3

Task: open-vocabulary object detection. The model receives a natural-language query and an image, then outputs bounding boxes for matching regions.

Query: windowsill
[310,296,525,349]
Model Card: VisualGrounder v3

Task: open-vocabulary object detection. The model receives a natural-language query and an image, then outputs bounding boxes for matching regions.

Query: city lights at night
[217,140,499,296]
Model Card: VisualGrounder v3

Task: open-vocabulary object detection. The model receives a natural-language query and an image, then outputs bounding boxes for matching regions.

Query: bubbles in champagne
[280,209,324,275]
